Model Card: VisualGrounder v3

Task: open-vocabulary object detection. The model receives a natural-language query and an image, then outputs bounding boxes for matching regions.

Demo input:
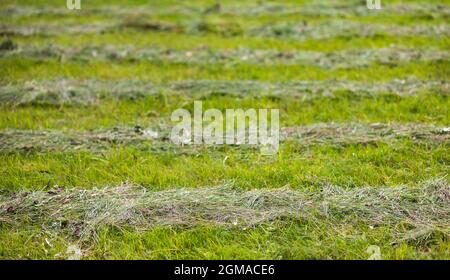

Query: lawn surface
[0,0,449,259]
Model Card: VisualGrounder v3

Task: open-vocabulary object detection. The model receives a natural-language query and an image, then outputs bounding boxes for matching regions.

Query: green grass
[0,0,449,259]
[1,219,449,260]
[1,141,448,191]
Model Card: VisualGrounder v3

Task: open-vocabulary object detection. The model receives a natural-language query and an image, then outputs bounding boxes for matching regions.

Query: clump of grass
[281,123,450,145]
[248,20,450,40]
[0,24,110,37]
[120,18,181,32]
[0,80,158,107]
[0,38,17,51]
[0,126,164,154]
[1,179,448,244]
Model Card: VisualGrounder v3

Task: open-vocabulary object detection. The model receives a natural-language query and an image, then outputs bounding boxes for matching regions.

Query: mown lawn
[0,0,449,259]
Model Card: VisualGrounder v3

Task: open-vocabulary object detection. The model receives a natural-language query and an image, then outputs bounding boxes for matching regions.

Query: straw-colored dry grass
[1,78,447,107]
[1,179,448,245]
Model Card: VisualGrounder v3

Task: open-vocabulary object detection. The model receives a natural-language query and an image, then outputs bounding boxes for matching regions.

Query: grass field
[0,0,449,260]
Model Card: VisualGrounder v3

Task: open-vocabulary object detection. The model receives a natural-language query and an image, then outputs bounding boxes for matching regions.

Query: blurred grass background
[0,0,449,259]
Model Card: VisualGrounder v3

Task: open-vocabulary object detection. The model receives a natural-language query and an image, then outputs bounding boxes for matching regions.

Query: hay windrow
[281,123,450,145]
[0,126,164,154]
[2,3,449,18]
[0,179,448,243]
[0,79,158,107]
[2,44,448,69]
[247,21,450,40]
[0,123,448,154]
[0,79,447,107]
[1,20,448,39]
[0,24,111,37]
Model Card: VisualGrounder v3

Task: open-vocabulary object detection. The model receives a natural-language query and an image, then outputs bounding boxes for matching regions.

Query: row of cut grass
[0,92,448,130]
